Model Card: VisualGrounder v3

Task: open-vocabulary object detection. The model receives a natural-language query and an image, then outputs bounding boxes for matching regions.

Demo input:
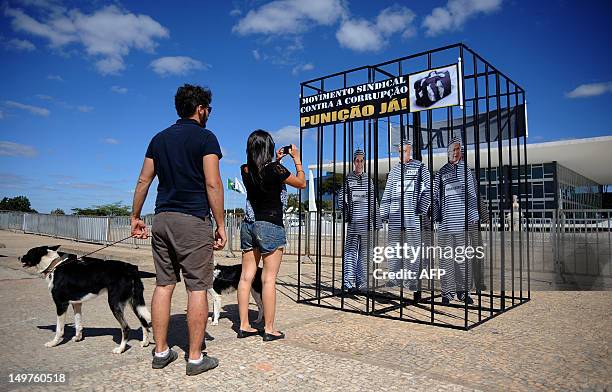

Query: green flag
[227,178,236,191]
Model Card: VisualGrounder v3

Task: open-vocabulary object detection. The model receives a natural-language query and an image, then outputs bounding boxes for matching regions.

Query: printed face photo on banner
[408,64,460,112]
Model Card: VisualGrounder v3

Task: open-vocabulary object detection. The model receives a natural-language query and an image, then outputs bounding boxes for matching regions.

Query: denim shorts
[240,220,287,255]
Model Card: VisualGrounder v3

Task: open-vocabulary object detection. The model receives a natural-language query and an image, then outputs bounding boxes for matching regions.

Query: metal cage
[296,43,530,330]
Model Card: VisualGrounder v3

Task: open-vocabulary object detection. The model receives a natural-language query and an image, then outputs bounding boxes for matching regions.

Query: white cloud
[235,3,415,63]
[0,141,38,157]
[219,146,239,164]
[423,0,502,36]
[4,4,169,75]
[3,37,36,51]
[4,100,50,116]
[95,57,124,75]
[13,0,66,15]
[47,74,63,81]
[28,95,92,113]
[110,85,128,94]
[102,138,119,145]
[376,5,416,36]
[271,125,301,146]
[229,9,242,17]
[4,7,74,46]
[0,173,30,188]
[150,56,207,76]
[565,82,612,98]
[291,62,314,75]
[59,182,114,190]
[336,6,416,52]
[233,0,346,35]
[77,105,93,113]
[257,36,305,66]
[401,27,417,39]
[336,19,384,52]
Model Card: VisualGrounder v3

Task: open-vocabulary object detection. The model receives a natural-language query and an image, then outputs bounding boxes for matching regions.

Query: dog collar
[41,255,71,277]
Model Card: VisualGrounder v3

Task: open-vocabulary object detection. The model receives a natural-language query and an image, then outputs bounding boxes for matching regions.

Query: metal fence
[3,212,156,247]
[2,209,611,282]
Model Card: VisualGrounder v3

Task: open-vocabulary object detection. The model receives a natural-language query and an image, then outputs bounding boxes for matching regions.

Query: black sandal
[237,329,260,339]
[262,331,285,342]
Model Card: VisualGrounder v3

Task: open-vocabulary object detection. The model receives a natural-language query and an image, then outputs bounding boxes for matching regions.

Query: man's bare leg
[187,289,207,360]
[151,284,175,353]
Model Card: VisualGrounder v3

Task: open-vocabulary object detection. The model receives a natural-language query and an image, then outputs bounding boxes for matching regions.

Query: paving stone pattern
[0,231,610,391]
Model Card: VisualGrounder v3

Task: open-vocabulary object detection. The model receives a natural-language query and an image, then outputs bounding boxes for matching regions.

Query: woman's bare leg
[261,248,283,335]
[238,249,260,332]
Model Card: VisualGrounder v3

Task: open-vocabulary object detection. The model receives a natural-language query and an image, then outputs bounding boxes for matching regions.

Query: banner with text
[300,76,410,129]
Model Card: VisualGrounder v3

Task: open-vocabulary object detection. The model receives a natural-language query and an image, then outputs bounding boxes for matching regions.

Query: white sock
[155,348,170,358]
[188,354,204,364]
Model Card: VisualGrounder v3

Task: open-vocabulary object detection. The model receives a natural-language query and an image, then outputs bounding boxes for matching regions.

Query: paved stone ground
[0,231,610,391]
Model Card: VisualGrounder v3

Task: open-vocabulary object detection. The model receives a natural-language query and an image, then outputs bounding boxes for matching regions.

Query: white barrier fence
[1,209,611,280]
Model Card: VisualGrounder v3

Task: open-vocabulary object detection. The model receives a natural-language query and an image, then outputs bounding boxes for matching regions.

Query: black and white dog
[20,245,152,354]
[208,264,263,326]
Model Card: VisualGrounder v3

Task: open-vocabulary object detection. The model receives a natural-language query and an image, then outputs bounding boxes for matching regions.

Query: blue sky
[1,0,611,213]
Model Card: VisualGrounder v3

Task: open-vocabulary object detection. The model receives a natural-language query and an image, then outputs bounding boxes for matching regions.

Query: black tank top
[241,162,290,226]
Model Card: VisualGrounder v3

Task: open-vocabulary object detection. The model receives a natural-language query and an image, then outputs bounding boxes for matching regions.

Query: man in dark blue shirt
[130,84,225,376]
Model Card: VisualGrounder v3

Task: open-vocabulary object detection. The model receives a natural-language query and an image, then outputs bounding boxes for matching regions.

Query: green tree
[286,194,300,211]
[319,173,344,196]
[319,200,334,211]
[0,196,36,212]
[50,208,65,215]
[72,202,131,216]
[286,193,309,212]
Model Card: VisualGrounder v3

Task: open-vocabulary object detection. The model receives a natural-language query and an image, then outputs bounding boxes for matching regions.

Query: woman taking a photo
[237,130,306,341]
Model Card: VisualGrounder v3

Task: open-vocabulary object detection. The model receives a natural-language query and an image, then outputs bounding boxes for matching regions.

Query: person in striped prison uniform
[337,149,381,294]
[433,136,479,305]
[380,140,431,299]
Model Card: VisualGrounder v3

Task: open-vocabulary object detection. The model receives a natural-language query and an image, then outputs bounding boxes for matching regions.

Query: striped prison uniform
[380,160,431,290]
[337,171,381,290]
[433,160,480,300]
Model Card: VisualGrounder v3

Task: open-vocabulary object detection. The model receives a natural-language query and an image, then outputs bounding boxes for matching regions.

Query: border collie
[20,245,152,354]
[208,264,263,326]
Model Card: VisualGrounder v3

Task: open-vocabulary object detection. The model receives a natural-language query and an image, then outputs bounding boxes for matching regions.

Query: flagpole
[230,186,234,215]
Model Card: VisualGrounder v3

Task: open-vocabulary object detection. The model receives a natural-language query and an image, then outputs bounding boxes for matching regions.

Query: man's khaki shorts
[151,211,214,291]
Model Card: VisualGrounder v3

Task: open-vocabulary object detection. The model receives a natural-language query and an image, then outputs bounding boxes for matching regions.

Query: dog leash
[41,234,137,277]
[76,234,136,261]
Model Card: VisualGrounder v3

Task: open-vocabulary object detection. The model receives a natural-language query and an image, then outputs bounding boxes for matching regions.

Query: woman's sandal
[262,331,285,342]
[237,329,260,339]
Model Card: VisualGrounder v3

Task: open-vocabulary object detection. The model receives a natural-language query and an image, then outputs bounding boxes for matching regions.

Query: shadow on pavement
[37,324,147,351]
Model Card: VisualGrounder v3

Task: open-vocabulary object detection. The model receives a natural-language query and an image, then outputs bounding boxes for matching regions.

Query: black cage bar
[297,43,530,330]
